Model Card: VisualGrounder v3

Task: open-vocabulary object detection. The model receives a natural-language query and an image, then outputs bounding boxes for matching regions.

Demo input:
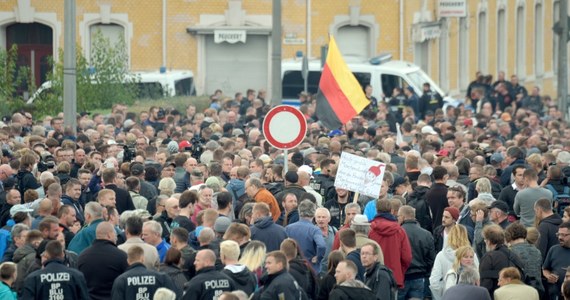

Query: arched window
[516,5,526,78]
[89,23,126,60]
[535,3,544,76]
[478,11,488,73]
[497,8,507,73]
[336,25,371,60]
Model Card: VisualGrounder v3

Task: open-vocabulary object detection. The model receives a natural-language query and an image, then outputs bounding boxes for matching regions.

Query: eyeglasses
[556,232,570,238]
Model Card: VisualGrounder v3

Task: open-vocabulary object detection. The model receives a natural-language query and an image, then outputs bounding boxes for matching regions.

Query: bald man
[183,249,235,300]
[78,222,128,300]
[156,197,180,242]
[0,164,13,192]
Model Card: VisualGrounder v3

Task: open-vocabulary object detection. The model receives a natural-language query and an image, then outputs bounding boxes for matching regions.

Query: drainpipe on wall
[162,0,167,72]
[306,0,311,59]
[399,0,404,60]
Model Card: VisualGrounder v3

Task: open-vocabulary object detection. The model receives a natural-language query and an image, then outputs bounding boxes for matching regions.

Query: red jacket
[368,214,412,288]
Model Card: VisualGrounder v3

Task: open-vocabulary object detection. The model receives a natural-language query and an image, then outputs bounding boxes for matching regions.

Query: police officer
[21,240,89,300]
[111,245,179,300]
[183,249,235,300]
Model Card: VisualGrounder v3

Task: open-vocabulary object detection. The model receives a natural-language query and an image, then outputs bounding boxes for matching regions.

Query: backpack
[545,184,570,215]
[373,264,397,300]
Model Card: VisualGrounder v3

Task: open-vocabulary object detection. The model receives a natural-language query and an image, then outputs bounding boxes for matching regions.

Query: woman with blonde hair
[475,177,495,204]
[443,245,477,292]
[238,240,266,284]
[430,224,479,300]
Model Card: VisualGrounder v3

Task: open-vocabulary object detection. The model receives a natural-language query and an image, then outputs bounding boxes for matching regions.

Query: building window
[497,9,507,74]
[414,41,429,73]
[336,25,371,60]
[458,17,469,91]
[554,1,560,74]
[89,23,126,60]
[535,3,544,76]
[516,6,525,78]
[478,11,488,73]
[439,20,449,91]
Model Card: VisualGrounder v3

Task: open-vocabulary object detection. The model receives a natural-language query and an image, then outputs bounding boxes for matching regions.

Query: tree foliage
[0,45,34,117]
[32,30,138,118]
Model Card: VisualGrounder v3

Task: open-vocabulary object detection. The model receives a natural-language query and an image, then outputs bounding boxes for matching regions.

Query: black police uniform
[111,262,180,300]
[20,258,89,300]
[183,266,235,300]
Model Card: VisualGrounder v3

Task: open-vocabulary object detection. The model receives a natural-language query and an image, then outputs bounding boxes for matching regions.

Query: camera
[186,137,204,160]
[37,153,55,173]
[157,107,166,120]
[122,144,137,163]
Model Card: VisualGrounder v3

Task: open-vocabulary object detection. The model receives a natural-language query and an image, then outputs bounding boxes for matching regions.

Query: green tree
[33,30,138,117]
[0,45,34,117]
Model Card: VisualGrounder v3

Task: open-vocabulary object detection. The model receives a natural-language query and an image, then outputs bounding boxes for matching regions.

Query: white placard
[334,152,386,198]
[214,30,247,44]
[438,0,467,18]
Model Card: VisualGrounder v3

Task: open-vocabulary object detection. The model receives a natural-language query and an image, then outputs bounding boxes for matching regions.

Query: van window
[174,77,195,96]
[381,74,410,98]
[282,71,321,99]
[282,70,371,99]
[136,82,164,99]
[406,70,431,93]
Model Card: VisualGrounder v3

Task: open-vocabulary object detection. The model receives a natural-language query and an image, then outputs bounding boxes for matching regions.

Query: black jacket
[21,259,89,300]
[311,174,335,200]
[111,263,179,300]
[433,225,445,253]
[425,183,448,233]
[364,262,397,300]
[289,258,318,300]
[401,220,435,278]
[317,273,336,300]
[78,239,128,300]
[250,216,288,252]
[537,213,563,260]
[103,184,135,214]
[155,210,174,242]
[221,265,257,296]
[160,263,188,292]
[183,266,235,300]
[479,244,522,297]
[406,186,433,232]
[329,284,378,300]
[253,269,307,300]
[16,170,40,199]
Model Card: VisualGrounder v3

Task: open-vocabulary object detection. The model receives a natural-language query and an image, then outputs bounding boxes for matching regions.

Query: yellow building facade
[0,0,561,99]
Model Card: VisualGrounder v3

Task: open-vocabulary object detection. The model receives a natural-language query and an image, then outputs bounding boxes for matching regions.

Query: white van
[281,57,449,106]
[26,69,195,105]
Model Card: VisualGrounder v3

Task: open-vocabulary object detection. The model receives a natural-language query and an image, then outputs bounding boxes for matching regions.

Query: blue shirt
[156,239,171,262]
[285,219,326,273]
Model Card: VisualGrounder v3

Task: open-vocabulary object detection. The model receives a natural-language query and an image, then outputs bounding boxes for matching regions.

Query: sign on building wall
[214,30,246,44]
[412,23,441,43]
[438,0,467,18]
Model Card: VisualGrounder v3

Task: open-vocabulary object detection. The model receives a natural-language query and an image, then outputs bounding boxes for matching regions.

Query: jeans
[398,278,425,300]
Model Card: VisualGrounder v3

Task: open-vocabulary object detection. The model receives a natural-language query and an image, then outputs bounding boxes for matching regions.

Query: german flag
[315,36,370,130]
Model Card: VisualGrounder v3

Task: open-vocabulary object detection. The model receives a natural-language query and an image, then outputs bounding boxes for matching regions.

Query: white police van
[26,69,195,105]
[281,56,450,107]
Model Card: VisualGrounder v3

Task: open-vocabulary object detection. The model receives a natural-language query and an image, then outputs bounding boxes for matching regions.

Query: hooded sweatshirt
[430,246,480,300]
[250,216,288,252]
[13,244,37,293]
[537,214,563,260]
[369,214,411,288]
[222,264,257,296]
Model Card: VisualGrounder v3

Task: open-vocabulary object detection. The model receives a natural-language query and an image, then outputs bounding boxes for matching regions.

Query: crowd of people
[0,72,568,300]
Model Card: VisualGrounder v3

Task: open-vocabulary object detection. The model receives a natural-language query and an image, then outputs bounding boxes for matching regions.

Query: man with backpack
[479,225,527,297]
[361,242,397,300]
[544,165,570,216]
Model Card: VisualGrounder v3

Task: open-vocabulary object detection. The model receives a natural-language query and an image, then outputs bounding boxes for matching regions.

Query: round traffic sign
[263,105,307,150]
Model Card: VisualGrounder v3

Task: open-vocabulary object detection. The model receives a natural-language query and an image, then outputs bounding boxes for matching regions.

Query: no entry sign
[263,106,307,150]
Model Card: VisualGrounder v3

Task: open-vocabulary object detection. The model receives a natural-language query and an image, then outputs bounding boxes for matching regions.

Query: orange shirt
[254,188,281,222]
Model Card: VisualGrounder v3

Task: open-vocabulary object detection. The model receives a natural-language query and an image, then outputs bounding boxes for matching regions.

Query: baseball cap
[214,216,231,234]
[558,151,570,164]
[10,205,33,217]
[421,125,438,135]
[130,163,145,176]
[179,140,191,152]
[436,149,449,157]
[490,153,504,164]
[328,129,344,137]
[488,201,509,213]
[351,214,370,226]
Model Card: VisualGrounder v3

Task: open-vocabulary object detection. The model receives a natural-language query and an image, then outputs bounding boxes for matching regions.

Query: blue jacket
[285,219,326,274]
[226,179,246,202]
[68,219,104,254]
[0,281,16,300]
[250,217,287,252]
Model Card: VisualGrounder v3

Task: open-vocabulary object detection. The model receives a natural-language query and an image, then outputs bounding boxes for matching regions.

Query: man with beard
[543,222,570,299]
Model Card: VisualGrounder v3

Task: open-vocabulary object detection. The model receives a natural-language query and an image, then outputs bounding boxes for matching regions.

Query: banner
[334,152,386,198]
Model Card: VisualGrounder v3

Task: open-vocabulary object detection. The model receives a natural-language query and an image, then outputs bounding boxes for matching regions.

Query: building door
[6,23,53,88]
[205,34,268,96]
[336,25,370,60]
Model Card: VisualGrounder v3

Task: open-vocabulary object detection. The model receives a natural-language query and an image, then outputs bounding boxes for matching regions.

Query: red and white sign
[263,106,307,150]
